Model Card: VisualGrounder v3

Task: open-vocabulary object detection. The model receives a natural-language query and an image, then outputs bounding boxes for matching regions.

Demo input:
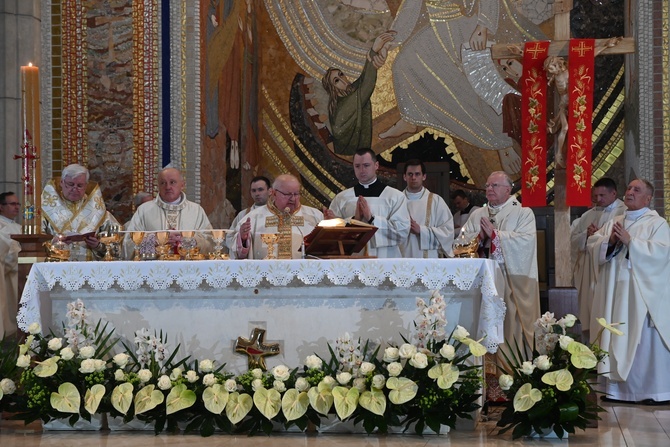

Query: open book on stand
[302,218,377,258]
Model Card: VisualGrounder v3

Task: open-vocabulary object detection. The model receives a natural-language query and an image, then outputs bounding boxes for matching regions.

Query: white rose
[321,376,336,389]
[199,359,214,373]
[94,359,107,372]
[371,374,386,389]
[60,347,75,361]
[409,352,429,369]
[562,314,577,328]
[439,344,456,361]
[114,369,126,381]
[383,347,400,363]
[251,368,263,379]
[559,335,574,350]
[113,353,129,367]
[138,368,153,383]
[158,374,172,390]
[27,322,41,335]
[498,374,514,391]
[185,370,199,383]
[520,361,536,375]
[79,359,97,374]
[1,378,17,394]
[224,379,238,392]
[359,362,375,375]
[203,373,217,387]
[398,343,417,359]
[336,371,352,385]
[295,377,310,392]
[534,355,552,371]
[387,362,403,377]
[79,346,96,359]
[353,378,367,392]
[47,338,63,351]
[251,378,263,391]
[272,364,290,382]
[452,325,470,340]
[16,354,31,368]
[170,367,183,381]
[305,355,323,370]
[273,380,286,392]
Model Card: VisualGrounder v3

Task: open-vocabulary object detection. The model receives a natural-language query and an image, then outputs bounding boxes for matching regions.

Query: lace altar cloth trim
[18,258,506,352]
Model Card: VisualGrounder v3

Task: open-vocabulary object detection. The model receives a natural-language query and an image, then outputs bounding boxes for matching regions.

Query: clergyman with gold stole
[233,174,323,259]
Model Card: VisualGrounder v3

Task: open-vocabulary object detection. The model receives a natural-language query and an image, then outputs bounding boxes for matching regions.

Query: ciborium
[452,231,479,258]
[261,233,279,260]
[179,230,197,260]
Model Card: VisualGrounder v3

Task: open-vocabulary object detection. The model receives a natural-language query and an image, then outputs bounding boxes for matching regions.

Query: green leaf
[202,384,229,415]
[166,383,196,415]
[281,388,309,421]
[332,386,359,420]
[225,392,253,424]
[134,384,165,415]
[111,382,134,415]
[428,363,460,389]
[253,387,282,420]
[558,402,580,422]
[513,383,542,412]
[84,384,105,415]
[386,377,418,404]
[50,382,80,413]
[358,389,386,416]
[307,386,333,415]
[541,369,574,391]
[34,356,60,378]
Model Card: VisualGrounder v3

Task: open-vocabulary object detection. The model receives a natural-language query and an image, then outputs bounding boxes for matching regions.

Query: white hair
[62,164,90,182]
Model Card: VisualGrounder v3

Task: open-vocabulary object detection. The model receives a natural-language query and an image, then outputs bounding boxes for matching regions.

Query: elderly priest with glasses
[232,174,323,259]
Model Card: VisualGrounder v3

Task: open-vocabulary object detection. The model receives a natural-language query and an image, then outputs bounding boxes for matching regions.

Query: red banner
[520,41,550,207]
[566,39,596,206]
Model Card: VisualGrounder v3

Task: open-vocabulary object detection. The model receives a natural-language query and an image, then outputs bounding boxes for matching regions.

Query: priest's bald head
[271,174,302,214]
[484,171,513,206]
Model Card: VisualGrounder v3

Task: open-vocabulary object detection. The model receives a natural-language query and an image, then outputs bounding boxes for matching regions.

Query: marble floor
[1,400,669,446]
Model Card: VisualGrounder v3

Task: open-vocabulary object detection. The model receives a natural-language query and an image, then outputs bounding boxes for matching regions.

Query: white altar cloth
[18,259,505,371]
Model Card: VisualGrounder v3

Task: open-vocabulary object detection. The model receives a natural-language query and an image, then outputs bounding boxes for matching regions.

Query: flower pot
[106,415,154,431]
[43,414,103,431]
[317,415,449,435]
[527,425,566,439]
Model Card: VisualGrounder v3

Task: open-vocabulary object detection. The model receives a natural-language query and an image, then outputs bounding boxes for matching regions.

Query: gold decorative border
[132,0,160,198]
[61,0,87,166]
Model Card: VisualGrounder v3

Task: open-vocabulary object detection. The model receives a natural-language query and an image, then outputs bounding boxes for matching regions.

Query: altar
[18,258,506,372]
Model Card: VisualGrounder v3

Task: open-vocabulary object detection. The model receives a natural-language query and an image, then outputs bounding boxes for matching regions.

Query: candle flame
[28,63,33,67]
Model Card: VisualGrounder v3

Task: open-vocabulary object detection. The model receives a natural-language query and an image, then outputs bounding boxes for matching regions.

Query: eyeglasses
[275,189,301,199]
[63,181,86,190]
[484,183,511,189]
[1,202,20,206]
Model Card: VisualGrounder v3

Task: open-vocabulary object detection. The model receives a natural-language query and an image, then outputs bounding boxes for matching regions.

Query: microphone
[285,207,306,259]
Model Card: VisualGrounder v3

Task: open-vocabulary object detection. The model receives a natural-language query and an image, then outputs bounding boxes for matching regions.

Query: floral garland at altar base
[3,292,488,436]
[496,312,624,439]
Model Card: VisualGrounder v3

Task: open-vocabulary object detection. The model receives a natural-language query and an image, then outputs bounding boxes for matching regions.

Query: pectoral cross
[234,327,280,371]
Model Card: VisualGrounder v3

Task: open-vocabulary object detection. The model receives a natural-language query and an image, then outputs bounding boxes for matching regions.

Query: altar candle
[21,63,41,150]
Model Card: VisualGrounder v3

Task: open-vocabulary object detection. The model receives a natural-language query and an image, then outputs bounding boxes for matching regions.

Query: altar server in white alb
[326,148,410,258]
[398,159,454,258]
[569,177,625,338]
[0,192,22,335]
[461,171,540,349]
[41,164,120,260]
[226,176,272,258]
[588,178,670,404]
[124,167,213,256]
[234,174,323,259]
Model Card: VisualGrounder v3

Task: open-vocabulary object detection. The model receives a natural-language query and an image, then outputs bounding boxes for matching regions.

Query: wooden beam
[491,37,635,59]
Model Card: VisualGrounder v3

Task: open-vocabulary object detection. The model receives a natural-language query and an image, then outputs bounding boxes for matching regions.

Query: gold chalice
[180,230,196,260]
[131,231,145,261]
[209,229,229,260]
[261,233,279,260]
[155,231,170,260]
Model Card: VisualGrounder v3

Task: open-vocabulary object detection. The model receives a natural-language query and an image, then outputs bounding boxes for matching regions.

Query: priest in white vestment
[226,176,272,258]
[588,179,670,403]
[0,192,22,335]
[124,167,213,257]
[234,174,323,259]
[41,164,120,261]
[398,160,454,258]
[327,149,410,258]
[570,177,625,336]
[461,171,540,351]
